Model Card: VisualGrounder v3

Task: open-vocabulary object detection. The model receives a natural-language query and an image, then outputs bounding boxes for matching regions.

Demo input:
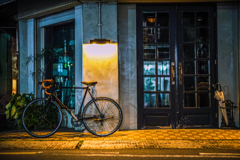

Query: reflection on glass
[157,12,169,26]
[184,60,195,74]
[144,77,156,91]
[157,44,169,58]
[183,12,195,26]
[157,28,169,43]
[197,76,209,90]
[197,44,209,58]
[184,93,196,107]
[197,60,209,74]
[144,61,156,75]
[197,12,208,26]
[184,76,195,91]
[143,12,155,27]
[143,44,155,59]
[197,28,209,42]
[143,28,155,43]
[45,22,75,108]
[158,77,170,91]
[144,93,156,108]
[184,28,196,42]
[183,43,195,58]
[158,93,170,107]
[158,61,170,75]
[198,92,210,107]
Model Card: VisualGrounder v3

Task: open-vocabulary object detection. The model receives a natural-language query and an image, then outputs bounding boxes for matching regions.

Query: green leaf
[11,105,17,118]
[4,110,9,119]
[5,103,12,110]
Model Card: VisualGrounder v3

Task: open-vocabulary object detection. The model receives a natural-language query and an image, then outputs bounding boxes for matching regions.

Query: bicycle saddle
[81,81,98,86]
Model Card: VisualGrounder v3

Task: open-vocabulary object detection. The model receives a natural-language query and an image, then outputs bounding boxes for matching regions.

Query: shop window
[44,21,75,108]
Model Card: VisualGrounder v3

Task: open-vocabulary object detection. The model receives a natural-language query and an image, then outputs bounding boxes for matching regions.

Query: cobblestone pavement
[0,129,240,141]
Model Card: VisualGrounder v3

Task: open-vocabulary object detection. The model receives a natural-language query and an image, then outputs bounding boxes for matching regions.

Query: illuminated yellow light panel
[83,43,117,59]
[83,43,118,102]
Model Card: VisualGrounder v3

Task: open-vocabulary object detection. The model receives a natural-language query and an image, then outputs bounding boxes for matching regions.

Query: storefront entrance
[137,4,217,129]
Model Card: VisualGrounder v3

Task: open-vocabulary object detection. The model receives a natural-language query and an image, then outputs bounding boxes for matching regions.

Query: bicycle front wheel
[22,98,62,138]
[83,97,123,137]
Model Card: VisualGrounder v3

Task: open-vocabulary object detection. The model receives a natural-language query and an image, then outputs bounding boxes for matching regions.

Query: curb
[1,140,240,150]
[80,140,240,150]
[0,141,80,150]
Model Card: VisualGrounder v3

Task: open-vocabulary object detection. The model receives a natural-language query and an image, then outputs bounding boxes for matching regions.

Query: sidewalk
[0,129,240,150]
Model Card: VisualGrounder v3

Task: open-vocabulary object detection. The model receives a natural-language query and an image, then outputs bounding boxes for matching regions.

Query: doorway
[137,4,217,129]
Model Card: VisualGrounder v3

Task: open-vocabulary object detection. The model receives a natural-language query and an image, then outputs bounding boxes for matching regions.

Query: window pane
[144,77,156,91]
[158,77,170,91]
[197,28,209,42]
[197,76,209,90]
[184,93,196,107]
[184,60,195,74]
[183,43,195,59]
[143,28,155,43]
[144,93,156,108]
[158,93,170,107]
[157,28,169,43]
[184,28,196,42]
[143,44,155,59]
[197,12,209,26]
[197,60,209,74]
[144,61,156,75]
[197,44,209,58]
[45,21,75,108]
[143,12,155,27]
[184,76,196,91]
[157,44,169,58]
[158,61,170,75]
[183,12,195,26]
[157,12,169,26]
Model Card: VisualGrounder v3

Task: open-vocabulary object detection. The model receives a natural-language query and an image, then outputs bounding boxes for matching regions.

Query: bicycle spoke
[22,99,62,138]
[83,98,122,137]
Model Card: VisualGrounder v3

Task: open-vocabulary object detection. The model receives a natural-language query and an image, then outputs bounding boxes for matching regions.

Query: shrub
[4,93,34,130]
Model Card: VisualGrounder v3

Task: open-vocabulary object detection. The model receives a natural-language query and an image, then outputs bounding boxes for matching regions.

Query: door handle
[171,62,175,85]
[179,62,183,85]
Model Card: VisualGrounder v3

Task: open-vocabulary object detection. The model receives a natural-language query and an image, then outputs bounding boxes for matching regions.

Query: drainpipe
[99,0,102,39]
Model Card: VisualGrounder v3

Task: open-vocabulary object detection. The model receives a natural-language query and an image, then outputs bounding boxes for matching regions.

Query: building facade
[17,0,240,130]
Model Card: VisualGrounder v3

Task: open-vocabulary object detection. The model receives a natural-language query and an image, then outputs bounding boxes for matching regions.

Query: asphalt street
[1,149,240,160]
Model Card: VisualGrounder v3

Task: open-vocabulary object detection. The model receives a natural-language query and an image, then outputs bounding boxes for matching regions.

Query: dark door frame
[137,3,218,129]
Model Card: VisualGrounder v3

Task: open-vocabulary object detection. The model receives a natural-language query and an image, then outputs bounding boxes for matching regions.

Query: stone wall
[217,3,239,128]
[118,4,137,130]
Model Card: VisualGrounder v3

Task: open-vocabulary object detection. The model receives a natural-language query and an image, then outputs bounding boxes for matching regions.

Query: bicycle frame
[47,85,102,122]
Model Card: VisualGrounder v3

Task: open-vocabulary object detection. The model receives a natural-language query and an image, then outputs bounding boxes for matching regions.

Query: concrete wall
[217,3,239,128]
[75,5,83,115]
[118,4,137,130]
[19,19,35,95]
[82,2,119,103]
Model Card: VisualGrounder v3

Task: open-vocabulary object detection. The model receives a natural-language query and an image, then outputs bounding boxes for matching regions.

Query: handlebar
[38,79,55,95]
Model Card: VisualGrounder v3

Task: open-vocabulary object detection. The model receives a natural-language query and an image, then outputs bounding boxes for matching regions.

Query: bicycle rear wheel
[83,97,122,137]
[22,98,62,138]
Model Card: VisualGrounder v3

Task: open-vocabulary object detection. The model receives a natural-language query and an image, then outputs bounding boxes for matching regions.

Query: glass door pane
[182,11,211,108]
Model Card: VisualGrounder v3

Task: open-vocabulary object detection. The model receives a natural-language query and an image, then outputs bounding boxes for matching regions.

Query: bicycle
[22,79,123,138]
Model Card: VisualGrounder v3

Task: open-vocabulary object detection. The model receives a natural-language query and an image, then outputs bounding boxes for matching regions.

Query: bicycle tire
[82,97,123,137]
[22,98,62,138]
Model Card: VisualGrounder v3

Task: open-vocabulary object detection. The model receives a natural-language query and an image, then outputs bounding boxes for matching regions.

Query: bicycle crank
[71,115,85,131]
